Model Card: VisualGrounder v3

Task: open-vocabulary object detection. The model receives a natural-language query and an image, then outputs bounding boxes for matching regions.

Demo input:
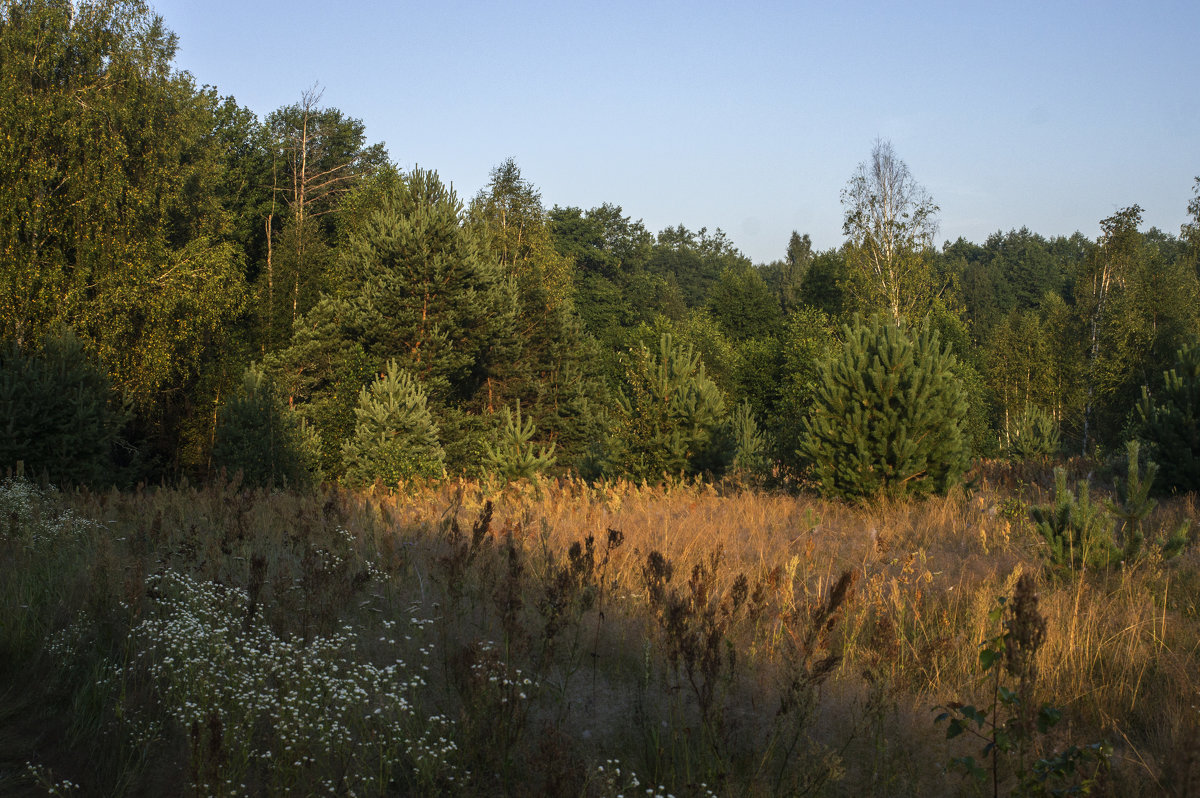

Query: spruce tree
[799,316,969,500]
[341,361,444,487]
[212,365,321,489]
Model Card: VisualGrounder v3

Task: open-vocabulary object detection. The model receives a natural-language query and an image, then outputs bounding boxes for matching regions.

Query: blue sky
[152,0,1199,264]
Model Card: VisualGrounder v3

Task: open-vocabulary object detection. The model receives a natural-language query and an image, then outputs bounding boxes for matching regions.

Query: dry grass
[2,469,1197,796]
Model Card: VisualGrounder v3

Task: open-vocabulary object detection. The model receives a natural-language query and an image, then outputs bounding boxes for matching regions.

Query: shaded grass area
[1,467,1198,796]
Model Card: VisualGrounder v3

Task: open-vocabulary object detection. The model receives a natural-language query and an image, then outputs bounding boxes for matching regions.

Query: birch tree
[841,140,940,323]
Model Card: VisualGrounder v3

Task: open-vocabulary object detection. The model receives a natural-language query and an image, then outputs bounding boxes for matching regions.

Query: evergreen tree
[0,329,127,485]
[342,361,444,487]
[1134,343,1200,494]
[212,365,321,489]
[343,168,517,405]
[468,160,609,471]
[484,401,557,481]
[799,316,969,500]
[601,333,729,482]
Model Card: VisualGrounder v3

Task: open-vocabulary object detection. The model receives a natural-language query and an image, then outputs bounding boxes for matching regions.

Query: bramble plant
[799,315,969,500]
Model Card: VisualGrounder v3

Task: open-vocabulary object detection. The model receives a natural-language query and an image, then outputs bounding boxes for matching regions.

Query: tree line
[2,0,1198,496]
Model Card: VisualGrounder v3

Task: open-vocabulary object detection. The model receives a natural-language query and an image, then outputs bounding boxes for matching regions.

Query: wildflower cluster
[590,759,719,798]
[127,570,457,795]
[0,476,103,550]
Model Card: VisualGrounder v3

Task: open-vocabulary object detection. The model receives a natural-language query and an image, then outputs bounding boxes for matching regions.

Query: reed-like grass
[0,469,1196,796]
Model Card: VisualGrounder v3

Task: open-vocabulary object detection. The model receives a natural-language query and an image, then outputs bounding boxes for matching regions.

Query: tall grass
[1,470,1196,796]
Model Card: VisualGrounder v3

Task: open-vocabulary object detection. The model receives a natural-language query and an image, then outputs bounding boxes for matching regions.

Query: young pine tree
[603,333,729,482]
[799,316,969,500]
[341,361,445,487]
[0,329,126,485]
[212,365,321,489]
[1134,343,1200,494]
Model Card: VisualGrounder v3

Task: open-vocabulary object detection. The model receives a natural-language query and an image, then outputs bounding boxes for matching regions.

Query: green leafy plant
[341,360,445,487]
[484,400,556,481]
[212,365,322,489]
[799,315,970,500]
[935,574,1112,796]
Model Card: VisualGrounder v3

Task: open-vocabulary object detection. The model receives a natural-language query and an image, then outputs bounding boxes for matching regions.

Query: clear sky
[151,0,1199,264]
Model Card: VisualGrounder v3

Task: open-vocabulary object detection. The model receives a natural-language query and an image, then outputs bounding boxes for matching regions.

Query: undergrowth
[0,469,1196,796]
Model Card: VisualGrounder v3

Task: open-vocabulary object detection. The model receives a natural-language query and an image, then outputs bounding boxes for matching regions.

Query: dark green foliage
[705,262,783,341]
[341,361,444,487]
[1134,342,1200,494]
[1030,470,1120,572]
[343,168,516,405]
[1006,406,1060,461]
[1106,441,1190,562]
[484,401,556,481]
[799,316,969,500]
[600,333,729,482]
[726,401,770,481]
[0,329,127,485]
[212,365,321,489]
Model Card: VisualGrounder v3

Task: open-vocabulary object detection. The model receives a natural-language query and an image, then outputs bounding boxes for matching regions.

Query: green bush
[341,361,445,487]
[0,329,126,485]
[1134,342,1200,494]
[798,316,969,500]
[212,365,322,489]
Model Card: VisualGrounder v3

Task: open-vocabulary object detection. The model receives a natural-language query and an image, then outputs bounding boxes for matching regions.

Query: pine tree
[0,329,127,485]
[343,168,516,405]
[341,361,444,487]
[603,333,729,482]
[1134,343,1200,494]
[799,316,969,500]
[484,400,557,481]
[212,365,321,489]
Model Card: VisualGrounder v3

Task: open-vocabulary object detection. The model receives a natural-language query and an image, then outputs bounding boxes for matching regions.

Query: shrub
[798,316,969,500]
[212,365,322,489]
[0,329,126,485]
[1134,342,1200,494]
[341,361,444,487]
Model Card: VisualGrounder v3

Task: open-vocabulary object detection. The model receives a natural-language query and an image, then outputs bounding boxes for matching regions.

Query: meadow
[1,464,1197,797]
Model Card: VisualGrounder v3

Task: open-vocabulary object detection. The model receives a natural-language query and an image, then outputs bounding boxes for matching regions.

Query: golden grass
[3,471,1197,795]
